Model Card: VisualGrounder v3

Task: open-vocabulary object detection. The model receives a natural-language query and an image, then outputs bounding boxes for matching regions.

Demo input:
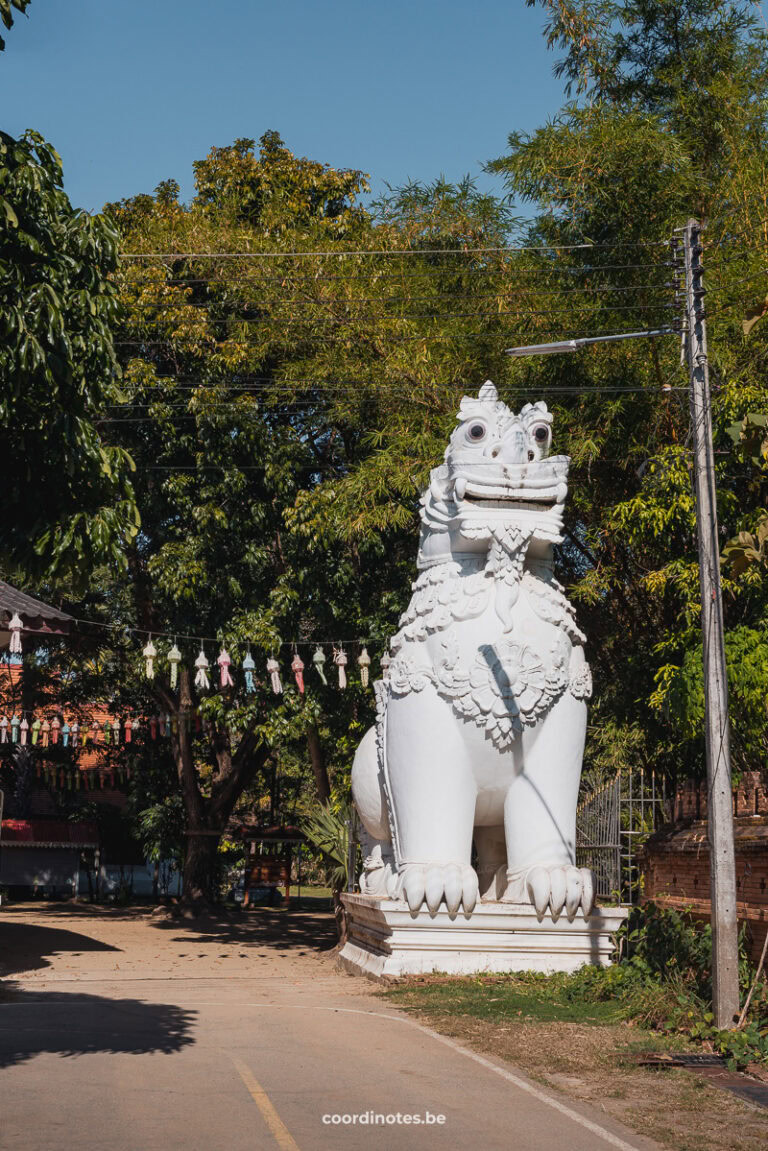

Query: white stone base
[340,892,628,979]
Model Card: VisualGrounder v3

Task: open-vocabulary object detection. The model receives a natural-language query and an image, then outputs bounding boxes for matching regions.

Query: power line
[43,610,375,650]
[105,384,690,411]
[116,262,672,285]
[109,374,688,392]
[117,282,672,301]
[112,306,677,346]
[119,241,671,259]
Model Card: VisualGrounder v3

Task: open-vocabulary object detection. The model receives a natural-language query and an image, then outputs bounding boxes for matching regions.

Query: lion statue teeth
[352,381,596,922]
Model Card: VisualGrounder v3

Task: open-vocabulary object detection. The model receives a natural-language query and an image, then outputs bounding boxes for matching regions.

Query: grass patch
[385,973,625,1025]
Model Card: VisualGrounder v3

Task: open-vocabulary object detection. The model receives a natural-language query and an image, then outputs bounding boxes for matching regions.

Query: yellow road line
[230,1055,300,1151]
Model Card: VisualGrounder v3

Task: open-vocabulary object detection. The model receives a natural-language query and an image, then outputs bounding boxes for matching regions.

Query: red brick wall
[674,771,768,820]
[642,807,768,964]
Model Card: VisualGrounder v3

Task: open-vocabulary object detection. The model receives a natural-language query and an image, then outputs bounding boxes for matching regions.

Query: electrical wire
[34,611,374,649]
[119,240,671,259]
[116,265,672,288]
[112,309,677,349]
[116,281,672,301]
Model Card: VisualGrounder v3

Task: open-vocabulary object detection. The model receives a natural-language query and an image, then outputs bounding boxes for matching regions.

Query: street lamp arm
[505,327,678,356]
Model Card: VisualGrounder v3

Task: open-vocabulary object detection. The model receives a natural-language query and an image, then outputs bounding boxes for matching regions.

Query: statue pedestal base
[339,893,627,980]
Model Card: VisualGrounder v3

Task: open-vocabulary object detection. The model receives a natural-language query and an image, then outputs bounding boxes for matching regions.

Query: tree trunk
[307,724,331,804]
[332,888,348,946]
[182,832,221,907]
[163,665,269,910]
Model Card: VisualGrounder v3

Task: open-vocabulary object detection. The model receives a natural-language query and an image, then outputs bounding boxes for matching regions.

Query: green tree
[0,129,138,582]
[485,0,768,783]
[90,134,390,904]
[87,129,539,904]
[0,0,30,51]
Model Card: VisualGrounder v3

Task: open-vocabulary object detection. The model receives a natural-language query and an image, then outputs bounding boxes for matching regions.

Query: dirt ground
[0,900,339,987]
[1,903,767,1151]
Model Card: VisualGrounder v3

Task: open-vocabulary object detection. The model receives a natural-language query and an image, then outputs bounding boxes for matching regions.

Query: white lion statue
[351,381,596,923]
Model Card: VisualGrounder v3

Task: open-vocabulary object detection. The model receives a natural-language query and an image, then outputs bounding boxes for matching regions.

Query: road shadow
[0,919,121,979]
[149,907,339,953]
[0,986,196,1068]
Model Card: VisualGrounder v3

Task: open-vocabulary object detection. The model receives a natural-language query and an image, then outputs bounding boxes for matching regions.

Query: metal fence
[576,770,669,903]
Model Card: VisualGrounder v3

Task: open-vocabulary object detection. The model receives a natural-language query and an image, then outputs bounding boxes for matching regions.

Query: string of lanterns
[139,639,374,693]
[7,617,376,693]
[16,763,131,791]
[0,645,386,748]
[0,709,212,747]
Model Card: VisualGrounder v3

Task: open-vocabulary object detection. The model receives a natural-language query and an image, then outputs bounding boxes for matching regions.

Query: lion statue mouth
[452,457,569,510]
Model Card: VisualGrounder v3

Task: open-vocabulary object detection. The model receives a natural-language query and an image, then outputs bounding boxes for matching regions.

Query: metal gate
[576,774,621,899]
[576,770,669,903]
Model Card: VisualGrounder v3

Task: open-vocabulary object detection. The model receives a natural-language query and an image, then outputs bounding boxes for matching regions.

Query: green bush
[507,904,768,1069]
[616,903,767,1068]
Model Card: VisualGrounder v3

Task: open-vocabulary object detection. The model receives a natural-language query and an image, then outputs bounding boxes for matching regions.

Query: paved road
[0,908,659,1151]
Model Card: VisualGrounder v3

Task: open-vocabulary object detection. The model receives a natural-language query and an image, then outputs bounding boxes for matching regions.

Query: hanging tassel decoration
[313,646,327,685]
[291,651,305,694]
[131,718,140,741]
[267,656,283,694]
[380,651,392,680]
[0,716,7,743]
[242,650,256,693]
[62,722,70,748]
[51,716,61,745]
[194,647,210,691]
[41,719,50,748]
[31,717,40,746]
[218,647,234,688]
[143,635,157,679]
[358,646,371,688]
[11,714,19,744]
[112,719,120,744]
[167,641,182,689]
[9,612,23,655]
[334,647,348,689]
[20,717,28,745]
[91,720,100,745]
[71,721,79,748]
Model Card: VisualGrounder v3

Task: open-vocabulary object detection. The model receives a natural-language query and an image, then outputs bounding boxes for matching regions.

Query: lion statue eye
[532,425,550,444]
[467,422,487,442]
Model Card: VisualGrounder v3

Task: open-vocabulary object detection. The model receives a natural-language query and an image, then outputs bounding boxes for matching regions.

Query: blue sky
[1,1,566,214]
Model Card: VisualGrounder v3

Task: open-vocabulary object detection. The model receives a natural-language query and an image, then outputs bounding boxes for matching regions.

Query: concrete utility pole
[506,229,741,1026]
[681,218,740,1028]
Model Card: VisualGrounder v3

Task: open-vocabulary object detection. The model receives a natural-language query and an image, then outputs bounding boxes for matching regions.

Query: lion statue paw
[504,864,596,921]
[389,862,479,918]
